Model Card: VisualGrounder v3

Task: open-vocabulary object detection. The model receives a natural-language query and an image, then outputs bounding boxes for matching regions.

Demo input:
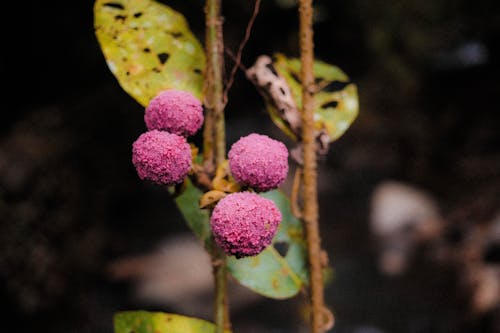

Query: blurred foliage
[174,179,212,248]
[114,311,229,333]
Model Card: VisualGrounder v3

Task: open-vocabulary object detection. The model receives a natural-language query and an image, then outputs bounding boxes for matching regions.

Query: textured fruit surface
[145,90,204,137]
[228,133,289,192]
[132,130,191,186]
[210,192,282,258]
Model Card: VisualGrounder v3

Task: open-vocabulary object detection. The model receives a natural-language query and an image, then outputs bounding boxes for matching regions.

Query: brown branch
[204,0,230,332]
[204,0,226,172]
[298,0,332,332]
[223,0,261,105]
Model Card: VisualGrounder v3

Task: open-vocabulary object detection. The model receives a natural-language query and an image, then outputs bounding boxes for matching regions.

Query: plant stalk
[298,1,328,332]
[204,0,226,170]
[204,0,229,332]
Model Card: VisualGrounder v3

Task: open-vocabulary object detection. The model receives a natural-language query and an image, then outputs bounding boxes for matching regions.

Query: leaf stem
[298,0,331,332]
[204,0,230,332]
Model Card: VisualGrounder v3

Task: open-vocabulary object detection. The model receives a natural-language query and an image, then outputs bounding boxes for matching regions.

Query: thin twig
[225,48,248,72]
[291,166,303,219]
[223,0,261,105]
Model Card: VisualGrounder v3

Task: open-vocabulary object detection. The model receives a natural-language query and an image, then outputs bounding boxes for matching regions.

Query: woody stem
[298,0,329,332]
[204,0,230,332]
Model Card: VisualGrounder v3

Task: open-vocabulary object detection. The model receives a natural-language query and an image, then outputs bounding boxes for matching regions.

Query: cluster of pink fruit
[132,90,289,258]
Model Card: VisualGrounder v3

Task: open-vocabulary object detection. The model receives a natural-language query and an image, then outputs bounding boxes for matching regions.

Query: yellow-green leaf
[94,0,205,106]
[273,53,359,142]
[114,311,230,333]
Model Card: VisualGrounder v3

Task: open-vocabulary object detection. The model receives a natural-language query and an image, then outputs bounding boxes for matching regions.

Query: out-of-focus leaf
[265,104,299,141]
[175,178,211,247]
[114,311,229,333]
[94,0,205,106]
[273,53,359,142]
[227,190,308,299]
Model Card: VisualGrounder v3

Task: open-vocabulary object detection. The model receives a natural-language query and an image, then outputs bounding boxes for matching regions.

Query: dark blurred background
[1,0,499,332]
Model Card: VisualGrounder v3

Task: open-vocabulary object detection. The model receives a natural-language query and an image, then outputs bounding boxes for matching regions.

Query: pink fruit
[210,192,282,258]
[145,89,204,137]
[132,130,191,186]
[228,133,289,192]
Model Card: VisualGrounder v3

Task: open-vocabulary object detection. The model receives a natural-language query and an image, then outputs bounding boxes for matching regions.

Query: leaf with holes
[273,53,359,142]
[227,190,308,299]
[94,0,205,106]
[114,311,230,333]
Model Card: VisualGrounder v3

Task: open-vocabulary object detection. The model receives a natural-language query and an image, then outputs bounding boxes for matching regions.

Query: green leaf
[273,53,359,142]
[94,0,205,106]
[227,190,308,299]
[114,311,229,333]
[174,178,212,248]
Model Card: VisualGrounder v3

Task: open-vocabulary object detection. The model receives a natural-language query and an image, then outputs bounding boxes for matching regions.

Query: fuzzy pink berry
[228,133,289,192]
[210,192,282,258]
[132,130,191,186]
[145,89,204,137]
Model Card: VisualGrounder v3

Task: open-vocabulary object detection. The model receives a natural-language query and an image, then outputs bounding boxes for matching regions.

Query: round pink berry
[210,192,282,258]
[145,89,204,137]
[228,133,289,192]
[132,130,191,186]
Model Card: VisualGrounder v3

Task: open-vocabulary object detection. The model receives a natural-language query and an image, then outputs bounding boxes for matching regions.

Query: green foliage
[272,53,359,142]
[174,178,212,248]
[175,183,308,299]
[94,0,205,106]
[114,311,229,333]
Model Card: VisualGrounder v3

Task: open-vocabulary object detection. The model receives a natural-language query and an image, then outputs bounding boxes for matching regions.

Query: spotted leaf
[94,0,205,106]
[272,53,359,142]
